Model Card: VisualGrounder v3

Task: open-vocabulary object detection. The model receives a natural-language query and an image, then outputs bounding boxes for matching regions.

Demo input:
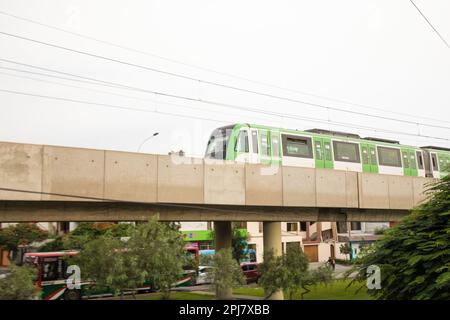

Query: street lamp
[137,132,159,152]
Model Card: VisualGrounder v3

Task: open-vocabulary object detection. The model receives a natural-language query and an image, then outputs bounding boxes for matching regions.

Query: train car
[204,124,450,178]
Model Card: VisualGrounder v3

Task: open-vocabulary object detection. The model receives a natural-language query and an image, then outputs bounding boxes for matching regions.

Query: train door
[258,129,271,165]
[270,130,281,166]
[313,137,333,169]
[360,143,379,173]
[401,148,418,177]
[416,150,426,177]
[249,129,259,164]
[234,128,250,162]
[430,152,440,177]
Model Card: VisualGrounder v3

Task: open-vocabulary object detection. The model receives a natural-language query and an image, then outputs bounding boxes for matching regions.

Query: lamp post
[137,132,159,152]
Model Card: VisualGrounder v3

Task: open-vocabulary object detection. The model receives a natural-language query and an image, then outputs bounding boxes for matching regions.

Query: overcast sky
[0,0,449,156]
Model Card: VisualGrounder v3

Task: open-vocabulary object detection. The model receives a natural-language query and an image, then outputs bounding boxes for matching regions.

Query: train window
[315,141,323,160]
[324,142,332,161]
[235,130,249,153]
[333,141,360,163]
[260,131,270,156]
[431,153,438,171]
[205,126,233,160]
[402,151,409,168]
[377,146,402,167]
[251,131,258,153]
[370,147,378,165]
[361,146,369,164]
[272,134,280,157]
[281,134,313,158]
[416,151,424,170]
[409,153,416,169]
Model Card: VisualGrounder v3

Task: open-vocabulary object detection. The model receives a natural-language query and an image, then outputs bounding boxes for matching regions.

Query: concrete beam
[0,201,410,222]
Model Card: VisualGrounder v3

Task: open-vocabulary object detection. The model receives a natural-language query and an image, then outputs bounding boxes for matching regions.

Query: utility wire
[1,60,448,143]
[409,0,450,49]
[0,87,448,143]
[1,57,450,145]
[1,30,449,130]
[1,9,447,125]
[0,69,439,146]
[0,88,229,124]
[0,69,276,124]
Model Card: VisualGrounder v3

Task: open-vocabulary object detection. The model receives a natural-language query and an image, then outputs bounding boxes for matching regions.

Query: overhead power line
[1,9,447,125]
[1,58,449,143]
[1,30,449,130]
[0,69,442,146]
[409,0,450,49]
[0,87,448,143]
[0,69,276,125]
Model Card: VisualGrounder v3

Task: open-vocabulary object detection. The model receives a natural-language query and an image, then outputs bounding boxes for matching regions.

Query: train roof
[363,137,400,144]
[223,123,450,151]
[304,128,361,139]
[420,146,450,152]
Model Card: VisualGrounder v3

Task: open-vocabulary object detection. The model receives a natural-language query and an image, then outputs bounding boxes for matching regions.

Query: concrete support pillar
[263,221,284,300]
[214,221,233,300]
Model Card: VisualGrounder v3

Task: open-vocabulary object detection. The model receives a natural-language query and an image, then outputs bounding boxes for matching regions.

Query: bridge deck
[0,141,435,222]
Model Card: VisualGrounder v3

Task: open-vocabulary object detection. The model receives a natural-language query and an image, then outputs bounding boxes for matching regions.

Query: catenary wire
[1,30,449,130]
[1,9,448,125]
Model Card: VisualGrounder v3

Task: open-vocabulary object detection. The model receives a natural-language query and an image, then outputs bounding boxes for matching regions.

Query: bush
[0,264,39,300]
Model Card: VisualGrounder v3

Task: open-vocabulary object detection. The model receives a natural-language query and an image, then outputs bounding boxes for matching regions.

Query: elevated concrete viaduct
[0,141,435,300]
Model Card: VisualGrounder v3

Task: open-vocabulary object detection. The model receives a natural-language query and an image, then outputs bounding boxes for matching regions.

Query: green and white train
[205,124,450,178]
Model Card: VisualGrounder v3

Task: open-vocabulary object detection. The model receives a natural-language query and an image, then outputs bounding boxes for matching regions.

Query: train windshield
[205,125,234,159]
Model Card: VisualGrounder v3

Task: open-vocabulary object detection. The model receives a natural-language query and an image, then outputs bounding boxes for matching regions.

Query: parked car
[241,262,261,284]
[196,266,214,285]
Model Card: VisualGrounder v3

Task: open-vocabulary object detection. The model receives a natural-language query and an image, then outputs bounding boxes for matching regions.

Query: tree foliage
[69,236,145,299]
[352,175,450,299]
[0,264,39,300]
[0,223,49,252]
[258,250,289,299]
[339,243,351,260]
[259,247,333,300]
[210,248,246,294]
[127,218,188,299]
[68,218,187,299]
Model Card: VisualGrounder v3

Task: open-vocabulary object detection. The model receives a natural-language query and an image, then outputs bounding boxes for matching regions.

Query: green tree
[259,248,333,300]
[63,222,134,250]
[127,218,187,299]
[70,236,145,299]
[258,250,289,299]
[0,264,39,300]
[284,246,309,299]
[340,243,351,260]
[210,248,246,297]
[0,223,49,252]
[352,175,450,299]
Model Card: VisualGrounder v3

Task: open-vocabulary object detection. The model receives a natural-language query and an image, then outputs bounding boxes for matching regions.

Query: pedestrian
[327,256,336,270]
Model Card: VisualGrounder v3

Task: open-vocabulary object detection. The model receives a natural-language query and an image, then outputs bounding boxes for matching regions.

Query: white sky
[0,0,449,156]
